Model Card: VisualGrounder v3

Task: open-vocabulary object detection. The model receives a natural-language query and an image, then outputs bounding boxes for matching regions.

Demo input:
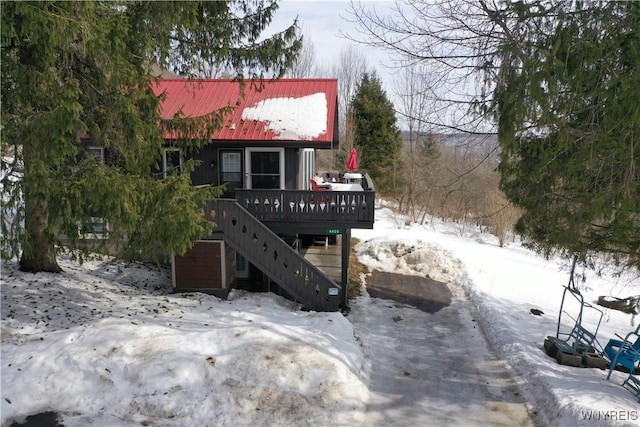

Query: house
[87,78,376,312]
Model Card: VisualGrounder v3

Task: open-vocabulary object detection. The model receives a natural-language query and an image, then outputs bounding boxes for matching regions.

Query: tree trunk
[18,118,62,274]
[19,195,61,273]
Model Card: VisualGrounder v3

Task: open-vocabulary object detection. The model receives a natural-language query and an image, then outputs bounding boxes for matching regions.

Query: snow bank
[1,258,368,427]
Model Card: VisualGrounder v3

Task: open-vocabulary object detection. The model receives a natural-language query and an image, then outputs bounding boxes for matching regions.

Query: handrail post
[341,228,350,311]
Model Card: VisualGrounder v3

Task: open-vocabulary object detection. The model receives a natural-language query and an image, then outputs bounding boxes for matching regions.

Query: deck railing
[234,189,375,226]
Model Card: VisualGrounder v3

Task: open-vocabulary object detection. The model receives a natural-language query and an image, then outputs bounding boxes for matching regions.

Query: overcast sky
[269,1,497,133]
[270,1,399,96]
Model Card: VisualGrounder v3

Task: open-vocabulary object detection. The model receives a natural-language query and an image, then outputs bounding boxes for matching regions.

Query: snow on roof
[241,93,327,141]
[153,79,338,145]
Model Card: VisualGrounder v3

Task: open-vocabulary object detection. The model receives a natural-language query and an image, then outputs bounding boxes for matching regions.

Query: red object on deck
[310,177,332,191]
[347,148,358,171]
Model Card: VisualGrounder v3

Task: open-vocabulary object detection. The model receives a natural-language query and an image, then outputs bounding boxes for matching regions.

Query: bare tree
[317,45,369,172]
[393,62,433,215]
[332,46,368,128]
[345,0,500,134]
[199,61,235,78]
[286,28,318,78]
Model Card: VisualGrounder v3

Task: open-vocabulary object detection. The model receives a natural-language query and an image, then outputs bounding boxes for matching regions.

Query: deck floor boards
[300,241,342,283]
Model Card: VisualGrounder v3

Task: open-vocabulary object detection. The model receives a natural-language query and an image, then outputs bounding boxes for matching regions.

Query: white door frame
[245,147,285,189]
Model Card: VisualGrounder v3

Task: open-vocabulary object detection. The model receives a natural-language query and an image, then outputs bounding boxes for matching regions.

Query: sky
[269,1,400,97]
[2,201,640,426]
[268,1,490,133]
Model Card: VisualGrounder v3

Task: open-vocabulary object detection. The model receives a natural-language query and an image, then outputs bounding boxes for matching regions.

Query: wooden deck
[234,189,375,232]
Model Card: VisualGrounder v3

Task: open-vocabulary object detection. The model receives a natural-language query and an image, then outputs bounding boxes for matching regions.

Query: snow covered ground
[353,205,640,426]
[2,203,639,426]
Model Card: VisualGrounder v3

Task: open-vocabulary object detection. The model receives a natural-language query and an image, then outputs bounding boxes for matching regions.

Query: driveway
[348,270,538,426]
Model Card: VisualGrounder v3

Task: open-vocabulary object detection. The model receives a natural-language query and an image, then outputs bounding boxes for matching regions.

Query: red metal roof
[152,78,338,144]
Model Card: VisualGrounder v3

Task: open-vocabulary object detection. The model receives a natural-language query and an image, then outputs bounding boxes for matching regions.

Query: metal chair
[604,325,640,402]
[604,325,640,379]
[546,259,604,360]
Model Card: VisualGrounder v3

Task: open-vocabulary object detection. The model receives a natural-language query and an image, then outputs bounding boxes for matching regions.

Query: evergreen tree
[351,72,402,192]
[490,1,640,268]
[1,1,301,272]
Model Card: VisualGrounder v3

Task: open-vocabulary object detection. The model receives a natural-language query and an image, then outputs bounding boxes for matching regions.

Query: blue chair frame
[604,325,640,402]
[604,325,640,379]
[621,372,640,403]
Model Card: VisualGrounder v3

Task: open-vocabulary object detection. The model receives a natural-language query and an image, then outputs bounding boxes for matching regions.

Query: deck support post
[341,228,351,310]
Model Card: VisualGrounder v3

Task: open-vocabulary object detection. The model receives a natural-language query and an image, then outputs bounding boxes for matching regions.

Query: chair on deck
[604,325,640,402]
[310,176,332,191]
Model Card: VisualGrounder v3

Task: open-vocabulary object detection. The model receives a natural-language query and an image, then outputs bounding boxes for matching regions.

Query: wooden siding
[284,147,299,189]
[191,145,218,187]
[174,241,223,290]
[190,147,304,192]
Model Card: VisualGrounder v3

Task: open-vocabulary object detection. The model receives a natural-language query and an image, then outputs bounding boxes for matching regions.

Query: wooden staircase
[205,199,341,312]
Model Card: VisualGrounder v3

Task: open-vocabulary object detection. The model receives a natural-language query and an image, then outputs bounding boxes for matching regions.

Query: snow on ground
[352,203,640,426]
[1,260,367,426]
[1,202,639,426]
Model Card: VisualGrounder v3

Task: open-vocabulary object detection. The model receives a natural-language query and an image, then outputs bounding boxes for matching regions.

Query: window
[236,253,249,279]
[220,151,243,193]
[79,217,108,239]
[163,148,181,178]
[88,147,105,163]
[222,152,242,183]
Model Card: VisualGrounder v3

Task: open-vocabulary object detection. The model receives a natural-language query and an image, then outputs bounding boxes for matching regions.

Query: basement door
[245,148,285,189]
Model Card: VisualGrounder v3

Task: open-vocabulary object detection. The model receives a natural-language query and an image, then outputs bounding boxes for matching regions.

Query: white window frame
[236,253,249,279]
[88,146,105,163]
[221,151,243,184]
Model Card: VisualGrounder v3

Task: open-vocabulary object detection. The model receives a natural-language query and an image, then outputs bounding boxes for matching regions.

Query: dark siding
[190,145,303,191]
[174,241,223,289]
[285,148,299,189]
[191,146,218,186]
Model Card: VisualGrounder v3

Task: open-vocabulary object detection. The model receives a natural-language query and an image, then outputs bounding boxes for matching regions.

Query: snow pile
[356,238,465,284]
[1,258,368,427]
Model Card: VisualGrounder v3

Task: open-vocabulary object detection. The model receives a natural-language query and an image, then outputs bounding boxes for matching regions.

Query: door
[246,148,285,189]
